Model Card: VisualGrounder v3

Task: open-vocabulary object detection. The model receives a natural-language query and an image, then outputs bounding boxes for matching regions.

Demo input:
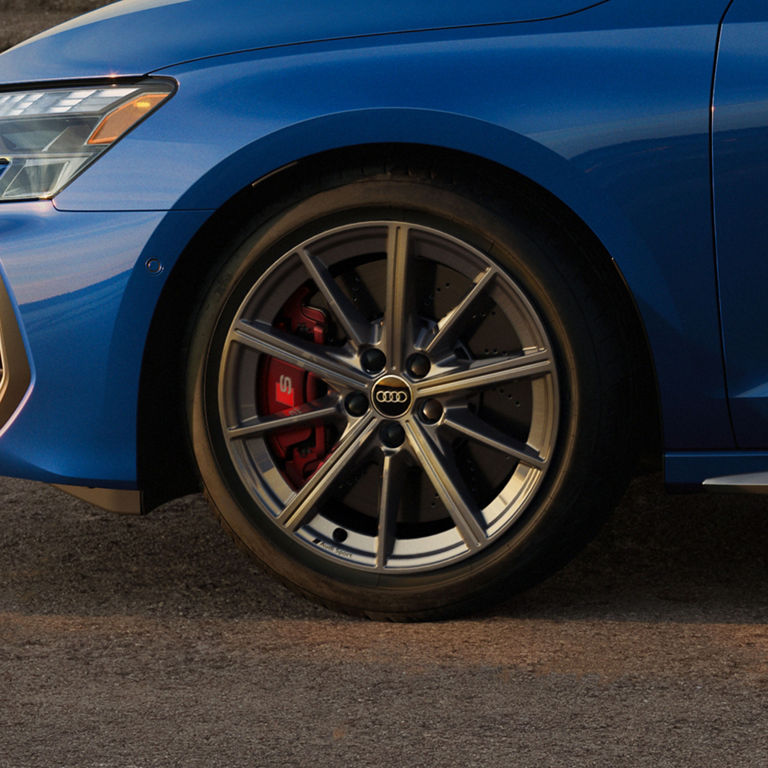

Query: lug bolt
[380,421,405,448]
[406,353,431,379]
[345,392,369,417]
[361,348,386,373]
[419,399,443,424]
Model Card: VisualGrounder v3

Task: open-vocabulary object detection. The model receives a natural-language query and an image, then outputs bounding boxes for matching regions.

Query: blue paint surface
[0,0,767,489]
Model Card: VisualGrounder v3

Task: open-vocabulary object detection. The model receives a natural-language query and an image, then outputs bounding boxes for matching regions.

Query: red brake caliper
[258,285,334,489]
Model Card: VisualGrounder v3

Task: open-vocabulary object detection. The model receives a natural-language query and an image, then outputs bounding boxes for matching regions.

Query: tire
[186,162,634,620]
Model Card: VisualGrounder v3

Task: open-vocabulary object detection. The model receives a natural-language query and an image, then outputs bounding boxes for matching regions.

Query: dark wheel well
[137,143,660,512]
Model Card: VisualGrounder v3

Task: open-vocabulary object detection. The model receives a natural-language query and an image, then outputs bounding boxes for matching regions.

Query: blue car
[0,0,764,618]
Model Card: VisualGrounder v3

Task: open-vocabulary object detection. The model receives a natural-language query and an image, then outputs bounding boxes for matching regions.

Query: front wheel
[187,166,633,619]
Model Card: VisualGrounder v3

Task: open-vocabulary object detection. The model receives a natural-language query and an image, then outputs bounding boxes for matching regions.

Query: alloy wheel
[217,221,559,573]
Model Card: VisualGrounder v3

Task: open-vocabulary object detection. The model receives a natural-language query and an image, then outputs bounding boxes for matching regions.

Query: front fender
[54,14,730,450]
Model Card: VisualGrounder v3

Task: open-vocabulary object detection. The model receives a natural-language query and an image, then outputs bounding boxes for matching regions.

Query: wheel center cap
[371,374,413,418]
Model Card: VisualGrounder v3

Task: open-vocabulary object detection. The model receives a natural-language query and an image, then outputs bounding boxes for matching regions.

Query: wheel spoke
[405,421,486,550]
[276,413,378,532]
[415,349,553,398]
[383,223,410,371]
[424,266,495,355]
[298,248,372,347]
[227,395,340,441]
[376,452,406,569]
[443,407,547,469]
[231,318,368,390]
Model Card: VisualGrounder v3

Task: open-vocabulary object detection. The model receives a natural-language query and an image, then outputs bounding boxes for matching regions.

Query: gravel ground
[2,4,768,767]
[3,474,768,767]
[0,1,101,51]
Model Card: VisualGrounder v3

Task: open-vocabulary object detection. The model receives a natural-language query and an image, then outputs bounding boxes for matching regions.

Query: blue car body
[0,0,766,505]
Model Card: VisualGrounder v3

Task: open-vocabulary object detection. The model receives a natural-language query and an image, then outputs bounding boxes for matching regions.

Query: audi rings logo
[371,375,412,417]
[375,390,409,404]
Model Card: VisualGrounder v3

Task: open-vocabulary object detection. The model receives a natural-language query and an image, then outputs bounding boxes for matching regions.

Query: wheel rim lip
[216,219,560,574]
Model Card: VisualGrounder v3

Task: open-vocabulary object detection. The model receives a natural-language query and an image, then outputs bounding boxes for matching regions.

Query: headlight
[0,79,174,201]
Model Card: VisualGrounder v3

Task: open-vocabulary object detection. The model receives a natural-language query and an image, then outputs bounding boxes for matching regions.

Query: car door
[713,0,768,447]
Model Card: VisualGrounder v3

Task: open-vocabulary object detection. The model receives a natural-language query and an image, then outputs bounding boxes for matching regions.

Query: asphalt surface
[2,4,768,767]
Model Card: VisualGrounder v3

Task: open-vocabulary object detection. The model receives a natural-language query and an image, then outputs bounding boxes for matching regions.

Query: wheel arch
[137,143,661,511]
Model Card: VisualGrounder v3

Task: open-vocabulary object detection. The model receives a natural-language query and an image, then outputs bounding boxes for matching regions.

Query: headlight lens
[0,79,174,201]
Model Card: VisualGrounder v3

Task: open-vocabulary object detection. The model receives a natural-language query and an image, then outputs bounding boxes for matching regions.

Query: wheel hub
[370,374,413,418]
